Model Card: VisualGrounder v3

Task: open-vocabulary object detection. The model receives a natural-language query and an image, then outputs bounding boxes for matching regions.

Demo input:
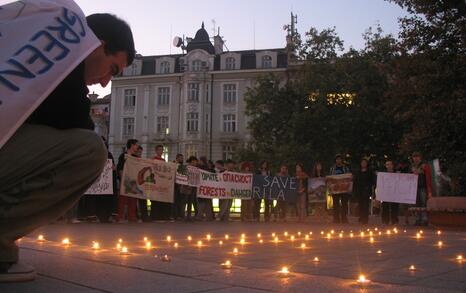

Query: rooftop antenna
[253,18,256,50]
[211,19,216,37]
[169,24,172,55]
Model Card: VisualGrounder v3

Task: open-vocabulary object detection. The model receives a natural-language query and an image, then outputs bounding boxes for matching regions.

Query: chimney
[88,92,98,102]
[214,28,224,54]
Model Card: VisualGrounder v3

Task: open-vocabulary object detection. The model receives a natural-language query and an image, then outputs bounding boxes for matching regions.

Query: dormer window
[262,55,272,68]
[192,60,202,72]
[225,57,236,70]
[160,61,170,74]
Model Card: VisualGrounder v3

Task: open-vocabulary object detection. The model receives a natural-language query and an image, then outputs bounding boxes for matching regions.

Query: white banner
[376,172,418,204]
[197,169,253,199]
[0,0,100,149]
[120,156,176,203]
[175,165,199,187]
[85,159,113,195]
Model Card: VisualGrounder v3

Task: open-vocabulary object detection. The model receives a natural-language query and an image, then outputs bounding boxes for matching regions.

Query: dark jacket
[27,62,94,130]
[353,169,375,199]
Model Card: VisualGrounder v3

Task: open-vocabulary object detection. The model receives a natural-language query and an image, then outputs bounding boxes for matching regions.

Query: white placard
[85,159,113,195]
[0,0,100,149]
[376,172,418,204]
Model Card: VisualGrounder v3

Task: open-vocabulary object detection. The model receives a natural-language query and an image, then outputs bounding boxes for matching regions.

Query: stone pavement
[1,216,465,292]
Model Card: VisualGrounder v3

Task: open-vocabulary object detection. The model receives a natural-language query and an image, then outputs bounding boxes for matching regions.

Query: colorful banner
[197,169,253,199]
[376,172,418,204]
[85,159,113,195]
[0,0,100,149]
[308,177,326,203]
[252,175,298,202]
[175,165,199,187]
[326,174,353,194]
[120,156,176,203]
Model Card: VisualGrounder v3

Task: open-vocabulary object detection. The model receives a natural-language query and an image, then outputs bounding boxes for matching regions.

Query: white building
[109,22,292,161]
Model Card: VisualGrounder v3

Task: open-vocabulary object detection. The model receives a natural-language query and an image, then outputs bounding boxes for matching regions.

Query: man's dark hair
[176,153,184,159]
[155,144,164,150]
[215,160,224,166]
[86,13,135,65]
[225,159,235,165]
[187,156,198,163]
[126,139,138,149]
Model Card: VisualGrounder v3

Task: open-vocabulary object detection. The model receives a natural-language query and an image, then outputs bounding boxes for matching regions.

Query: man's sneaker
[0,263,36,283]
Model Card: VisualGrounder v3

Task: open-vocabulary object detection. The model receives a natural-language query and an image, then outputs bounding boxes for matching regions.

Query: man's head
[84,14,135,87]
[155,145,164,157]
[335,154,343,166]
[175,153,184,163]
[225,159,236,171]
[215,160,224,170]
[187,156,198,166]
[126,139,138,154]
[279,164,288,175]
[385,160,394,172]
[412,151,422,165]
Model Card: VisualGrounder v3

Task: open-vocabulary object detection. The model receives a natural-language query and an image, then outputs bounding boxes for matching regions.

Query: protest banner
[308,177,326,202]
[197,169,253,199]
[0,0,100,149]
[376,172,418,204]
[85,159,113,195]
[120,156,176,203]
[252,175,298,203]
[175,165,199,187]
[326,174,353,194]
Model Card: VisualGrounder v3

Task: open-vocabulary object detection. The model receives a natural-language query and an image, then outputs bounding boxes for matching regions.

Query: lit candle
[309,232,313,235]
[376,249,382,254]
[409,265,416,271]
[118,238,123,243]
[161,254,171,262]
[240,238,245,245]
[259,239,264,244]
[187,236,192,241]
[174,242,179,248]
[62,238,70,245]
[116,243,122,250]
[37,235,45,242]
[331,230,335,234]
[221,260,232,269]
[419,230,423,234]
[290,235,295,241]
[297,232,302,236]
[357,274,370,285]
[225,234,229,240]
[257,233,261,238]
[416,233,421,239]
[233,247,238,254]
[120,246,129,255]
[350,233,354,238]
[369,231,373,236]
[374,227,378,231]
[143,236,148,242]
[272,232,276,237]
[166,236,172,242]
[360,232,365,237]
[284,232,288,236]
[378,232,382,235]
[197,240,202,247]
[339,233,343,238]
[386,230,391,235]
[274,237,279,243]
[206,234,211,241]
[320,231,324,235]
[279,266,290,276]
[326,233,331,239]
[145,242,152,249]
[300,243,306,249]
[456,254,463,261]
[219,240,223,245]
[438,241,443,247]
[437,230,442,235]
[92,242,100,250]
[370,237,374,243]
[305,235,310,240]
[313,257,320,262]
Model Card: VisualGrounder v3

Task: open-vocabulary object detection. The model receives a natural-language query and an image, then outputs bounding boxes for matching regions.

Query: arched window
[160,61,170,74]
[262,55,272,68]
[192,60,202,72]
[225,57,236,70]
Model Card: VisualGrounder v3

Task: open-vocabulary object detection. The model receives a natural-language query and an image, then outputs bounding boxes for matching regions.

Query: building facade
[109,22,291,161]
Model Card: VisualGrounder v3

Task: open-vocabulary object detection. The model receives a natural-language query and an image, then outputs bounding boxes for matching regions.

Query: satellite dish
[173,36,183,47]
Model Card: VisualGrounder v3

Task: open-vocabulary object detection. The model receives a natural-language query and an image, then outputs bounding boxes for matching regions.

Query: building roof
[186,22,215,54]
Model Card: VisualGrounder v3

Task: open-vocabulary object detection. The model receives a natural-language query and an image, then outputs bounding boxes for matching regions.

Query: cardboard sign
[376,172,418,204]
[326,174,353,194]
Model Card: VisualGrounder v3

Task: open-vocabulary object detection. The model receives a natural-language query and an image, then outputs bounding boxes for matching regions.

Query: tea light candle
[438,241,443,247]
[62,238,70,245]
[197,240,202,247]
[456,254,463,261]
[166,236,172,242]
[300,243,306,249]
[92,242,100,250]
[225,234,229,240]
[259,239,264,244]
[221,260,232,269]
[120,246,129,255]
[409,265,416,271]
[37,235,45,242]
[116,243,122,250]
[257,233,261,238]
[206,234,211,241]
[187,236,192,241]
[174,242,179,248]
[357,275,370,285]
[376,249,382,254]
[233,247,238,254]
[219,240,223,245]
[145,242,152,249]
[161,254,171,262]
[279,266,289,276]
[313,257,320,262]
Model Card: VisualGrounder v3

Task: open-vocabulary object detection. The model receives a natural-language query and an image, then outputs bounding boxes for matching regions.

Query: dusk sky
[1,0,409,97]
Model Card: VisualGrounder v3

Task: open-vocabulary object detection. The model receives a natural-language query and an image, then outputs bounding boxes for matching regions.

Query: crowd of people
[66,139,434,227]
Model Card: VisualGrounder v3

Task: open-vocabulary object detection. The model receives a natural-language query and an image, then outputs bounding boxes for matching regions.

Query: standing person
[274,164,289,222]
[381,160,399,225]
[196,157,214,221]
[172,154,185,220]
[295,163,309,222]
[411,152,433,226]
[116,139,139,223]
[255,160,271,222]
[215,160,225,173]
[218,159,236,222]
[329,154,351,224]
[353,158,375,225]
[309,162,327,222]
[240,162,254,222]
[150,145,172,221]
[0,9,135,281]
[182,156,198,221]
[133,146,150,222]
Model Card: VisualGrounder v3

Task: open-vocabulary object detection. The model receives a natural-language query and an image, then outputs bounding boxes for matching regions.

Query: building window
[157,87,170,106]
[122,117,135,138]
[223,84,237,104]
[188,83,200,102]
[225,57,236,70]
[123,89,136,114]
[185,144,198,158]
[187,112,199,132]
[222,145,236,160]
[223,114,236,132]
[192,60,202,72]
[156,116,169,133]
[262,55,272,68]
[160,61,170,74]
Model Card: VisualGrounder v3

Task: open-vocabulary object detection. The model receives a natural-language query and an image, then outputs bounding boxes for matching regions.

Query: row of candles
[33,227,463,286]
